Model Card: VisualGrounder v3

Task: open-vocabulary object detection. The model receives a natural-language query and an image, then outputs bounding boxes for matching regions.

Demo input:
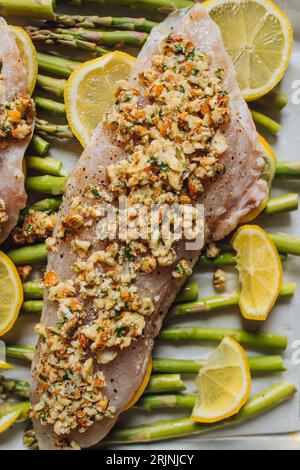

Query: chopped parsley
[160,162,169,172]
[215,69,223,80]
[175,263,187,276]
[38,373,48,383]
[40,413,47,422]
[123,247,132,259]
[149,155,169,172]
[188,48,195,60]
[91,187,100,199]
[176,45,186,55]
[149,155,159,165]
[115,326,126,338]
[63,370,74,381]
[124,93,132,102]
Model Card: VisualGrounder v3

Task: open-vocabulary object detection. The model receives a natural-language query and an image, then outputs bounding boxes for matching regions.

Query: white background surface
[1,0,300,450]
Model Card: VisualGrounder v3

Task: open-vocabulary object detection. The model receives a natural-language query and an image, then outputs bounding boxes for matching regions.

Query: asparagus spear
[53,14,157,33]
[63,0,193,14]
[36,74,67,98]
[137,393,195,410]
[0,401,30,423]
[21,279,198,302]
[0,374,184,399]
[197,251,287,267]
[42,27,148,48]
[30,134,50,157]
[0,0,55,19]
[173,282,296,315]
[275,162,300,179]
[24,197,61,213]
[35,119,73,139]
[37,52,81,78]
[26,175,67,195]
[0,375,30,399]
[175,281,199,302]
[145,374,185,394]
[176,290,239,313]
[7,244,47,266]
[256,90,288,111]
[7,343,286,373]
[23,280,44,299]
[28,29,109,57]
[34,96,66,117]
[22,300,44,314]
[269,233,300,256]
[251,109,281,135]
[23,428,38,449]
[22,282,294,312]
[26,155,65,176]
[263,193,298,215]
[160,327,287,351]
[35,96,66,117]
[106,383,297,444]
[152,355,286,374]
[5,346,35,361]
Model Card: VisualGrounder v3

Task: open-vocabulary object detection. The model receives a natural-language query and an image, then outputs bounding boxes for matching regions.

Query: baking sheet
[1,0,300,450]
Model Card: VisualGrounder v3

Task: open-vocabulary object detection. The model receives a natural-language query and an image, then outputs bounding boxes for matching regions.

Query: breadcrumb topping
[213,268,227,291]
[32,33,230,436]
[0,94,34,145]
[0,198,8,226]
[12,209,57,245]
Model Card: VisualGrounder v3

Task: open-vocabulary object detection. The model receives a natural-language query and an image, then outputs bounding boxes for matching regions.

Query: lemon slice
[65,51,136,147]
[0,410,21,433]
[192,336,251,423]
[125,358,153,410]
[240,135,276,222]
[11,26,38,96]
[232,225,282,320]
[203,0,293,100]
[0,251,23,336]
[0,361,14,370]
[259,135,277,185]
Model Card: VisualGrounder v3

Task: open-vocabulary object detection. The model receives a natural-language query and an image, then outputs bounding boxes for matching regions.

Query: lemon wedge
[259,135,277,185]
[0,410,21,434]
[125,358,153,410]
[203,0,293,101]
[0,251,23,336]
[65,51,136,147]
[240,135,276,222]
[11,26,38,95]
[232,225,282,320]
[192,336,251,423]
